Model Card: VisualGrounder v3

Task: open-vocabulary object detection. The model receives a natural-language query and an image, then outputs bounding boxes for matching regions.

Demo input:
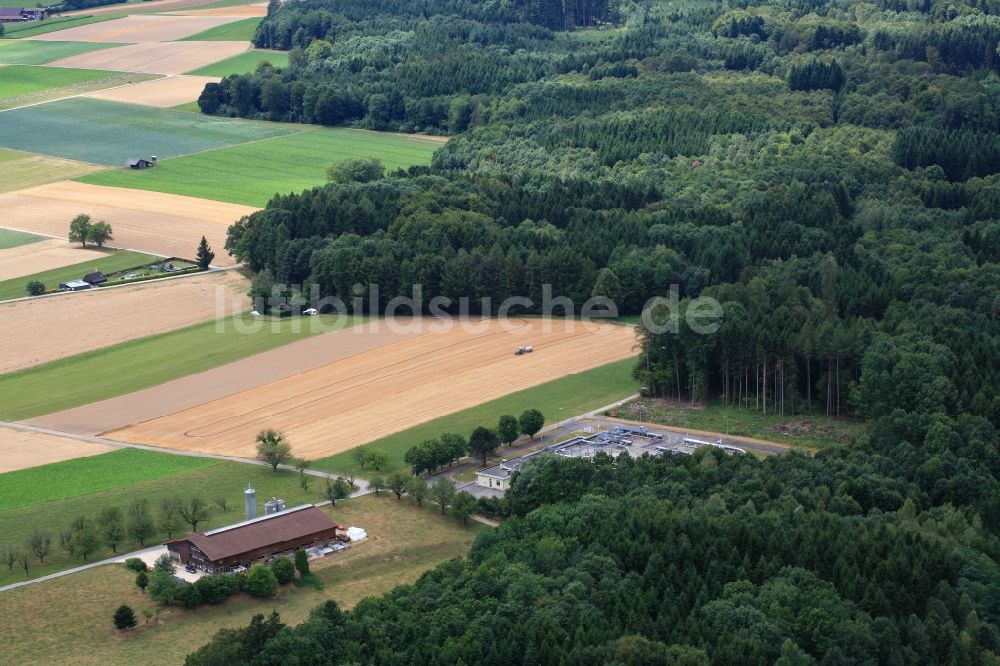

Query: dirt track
[31,14,248,43]
[47,41,248,75]
[0,424,112,473]
[86,75,220,107]
[98,319,637,458]
[0,181,256,261]
[0,270,249,373]
[0,239,108,283]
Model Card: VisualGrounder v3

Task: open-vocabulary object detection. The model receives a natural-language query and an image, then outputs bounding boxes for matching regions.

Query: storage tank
[244,483,256,520]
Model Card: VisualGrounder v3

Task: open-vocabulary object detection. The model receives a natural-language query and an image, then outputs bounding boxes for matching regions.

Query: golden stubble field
[48,41,248,75]
[100,318,637,458]
[0,238,108,282]
[86,75,220,107]
[0,424,113,472]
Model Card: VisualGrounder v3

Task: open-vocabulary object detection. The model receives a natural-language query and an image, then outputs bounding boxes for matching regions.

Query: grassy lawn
[187,48,288,76]
[0,97,298,165]
[0,14,121,39]
[312,356,639,476]
[0,40,121,65]
[0,458,330,586]
[609,398,870,449]
[0,226,43,250]
[180,16,261,41]
[79,127,441,206]
[0,314,365,421]
[0,495,482,665]
[0,65,140,109]
[0,448,214,511]
[0,249,158,302]
[170,100,200,112]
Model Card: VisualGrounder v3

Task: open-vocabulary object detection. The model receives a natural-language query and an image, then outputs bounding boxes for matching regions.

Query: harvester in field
[514,346,534,355]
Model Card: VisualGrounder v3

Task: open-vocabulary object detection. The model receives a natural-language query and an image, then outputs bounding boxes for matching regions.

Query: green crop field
[181,16,261,41]
[312,356,640,476]
[0,14,120,39]
[0,449,214,511]
[0,456,329,585]
[0,249,158,302]
[0,65,127,108]
[0,227,43,250]
[0,40,121,65]
[0,98,297,165]
[0,495,481,663]
[79,127,442,206]
[0,314,364,421]
[187,48,288,76]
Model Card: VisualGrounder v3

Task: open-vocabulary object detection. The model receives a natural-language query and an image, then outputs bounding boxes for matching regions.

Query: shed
[127,158,155,169]
[83,271,107,286]
[59,280,92,291]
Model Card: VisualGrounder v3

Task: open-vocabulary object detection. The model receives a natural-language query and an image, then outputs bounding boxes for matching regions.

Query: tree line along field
[0,40,122,66]
[0,495,482,665]
[0,453,325,586]
[0,97,295,165]
[78,126,443,206]
[187,48,288,76]
[0,249,158,302]
[0,315,365,421]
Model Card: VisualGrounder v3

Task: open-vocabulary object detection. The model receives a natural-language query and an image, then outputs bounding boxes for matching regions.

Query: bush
[135,570,149,592]
[124,557,147,573]
[271,556,295,584]
[244,563,278,598]
[194,574,238,604]
[177,582,202,609]
[113,604,136,630]
[25,281,45,296]
[294,549,310,577]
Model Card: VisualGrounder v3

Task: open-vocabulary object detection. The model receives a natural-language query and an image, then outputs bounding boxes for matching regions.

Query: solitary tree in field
[113,605,137,631]
[469,426,500,466]
[256,429,292,472]
[178,497,211,532]
[406,476,428,507]
[26,531,51,564]
[519,409,545,439]
[87,221,113,248]
[68,214,92,248]
[497,414,521,446]
[431,477,456,515]
[196,236,215,270]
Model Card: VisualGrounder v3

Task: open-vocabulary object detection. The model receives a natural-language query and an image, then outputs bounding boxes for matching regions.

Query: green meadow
[0,315,364,421]
[312,356,640,476]
[79,127,442,206]
[0,65,125,108]
[0,227,43,250]
[0,250,157,302]
[0,40,121,65]
[187,48,289,76]
[0,14,120,38]
[181,16,261,41]
[0,97,296,165]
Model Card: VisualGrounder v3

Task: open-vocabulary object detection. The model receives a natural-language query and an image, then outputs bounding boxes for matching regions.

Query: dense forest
[189,0,1000,658]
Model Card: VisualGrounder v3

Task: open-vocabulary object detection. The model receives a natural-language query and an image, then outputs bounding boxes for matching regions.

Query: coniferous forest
[191,0,1000,661]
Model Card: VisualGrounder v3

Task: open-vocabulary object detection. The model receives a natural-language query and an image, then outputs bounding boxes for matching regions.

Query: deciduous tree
[256,429,292,472]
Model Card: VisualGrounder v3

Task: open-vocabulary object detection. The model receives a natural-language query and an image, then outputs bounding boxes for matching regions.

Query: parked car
[185,564,197,574]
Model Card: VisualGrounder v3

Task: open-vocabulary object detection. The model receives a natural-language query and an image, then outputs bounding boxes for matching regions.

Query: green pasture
[312,356,640,476]
[0,227,43,250]
[0,40,120,65]
[0,14,120,39]
[0,249,157,302]
[0,314,365,421]
[187,48,288,76]
[0,97,296,165]
[0,64,122,102]
[79,127,442,206]
[180,16,260,41]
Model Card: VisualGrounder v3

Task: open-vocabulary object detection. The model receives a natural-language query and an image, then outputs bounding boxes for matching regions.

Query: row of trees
[403,409,544,474]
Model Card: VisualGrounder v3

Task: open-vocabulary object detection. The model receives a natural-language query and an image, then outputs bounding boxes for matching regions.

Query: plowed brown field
[0,425,112,473]
[0,270,249,374]
[86,74,220,107]
[101,319,637,458]
[0,238,107,282]
[0,181,256,261]
[47,41,248,75]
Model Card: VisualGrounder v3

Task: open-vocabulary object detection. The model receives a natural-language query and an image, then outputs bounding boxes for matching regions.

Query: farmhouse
[83,270,107,286]
[0,8,46,22]
[166,504,342,573]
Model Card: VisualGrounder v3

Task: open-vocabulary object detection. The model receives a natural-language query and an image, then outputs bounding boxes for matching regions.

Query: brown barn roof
[186,505,337,561]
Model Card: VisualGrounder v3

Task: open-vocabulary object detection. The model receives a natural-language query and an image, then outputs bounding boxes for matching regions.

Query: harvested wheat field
[31,14,250,43]
[0,238,108,282]
[63,0,236,16]
[0,150,105,194]
[0,181,256,261]
[0,424,112,473]
[0,270,249,374]
[86,74,219,107]
[47,41,248,75]
[101,319,637,458]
